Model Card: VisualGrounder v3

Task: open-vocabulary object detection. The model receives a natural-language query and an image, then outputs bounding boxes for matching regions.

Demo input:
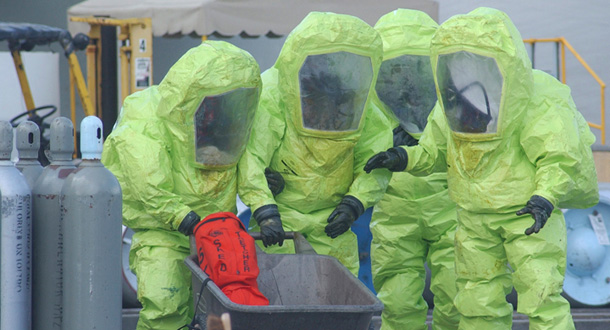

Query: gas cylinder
[61,116,122,330]
[0,120,32,330]
[15,121,43,190]
[32,117,76,330]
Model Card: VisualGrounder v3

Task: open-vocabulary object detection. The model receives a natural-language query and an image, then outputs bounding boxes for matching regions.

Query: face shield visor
[194,87,259,168]
[298,52,373,133]
[436,51,503,134]
[375,54,437,134]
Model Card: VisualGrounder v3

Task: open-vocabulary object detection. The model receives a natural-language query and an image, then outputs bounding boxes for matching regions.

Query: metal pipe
[555,41,560,81]
[66,53,95,117]
[69,65,78,157]
[11,50,36,111]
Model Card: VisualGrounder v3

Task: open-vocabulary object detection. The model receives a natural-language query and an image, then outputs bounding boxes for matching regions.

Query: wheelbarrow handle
[250,231,317,255]
[249,231,295,240]
[189,231,317,255]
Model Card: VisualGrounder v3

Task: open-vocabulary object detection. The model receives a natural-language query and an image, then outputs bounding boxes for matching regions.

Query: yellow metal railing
[523,37,606,144]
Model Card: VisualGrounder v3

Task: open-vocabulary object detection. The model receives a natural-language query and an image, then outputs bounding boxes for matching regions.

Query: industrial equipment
[1,22,94,162]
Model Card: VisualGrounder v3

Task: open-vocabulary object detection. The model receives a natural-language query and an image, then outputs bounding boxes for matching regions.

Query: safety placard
[135,57,151,88]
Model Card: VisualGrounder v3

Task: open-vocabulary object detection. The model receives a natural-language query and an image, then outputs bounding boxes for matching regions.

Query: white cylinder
[80,116,103,160]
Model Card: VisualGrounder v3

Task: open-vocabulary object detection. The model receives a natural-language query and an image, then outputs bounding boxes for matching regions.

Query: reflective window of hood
[194,87,259,167]
[376,54,437,134]
[298,52,373,133]
[437,51,503,134]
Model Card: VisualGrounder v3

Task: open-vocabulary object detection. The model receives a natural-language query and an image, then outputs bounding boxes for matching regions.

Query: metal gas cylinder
[31,117,76,330]
[15,121,43,190]
[61,116,122,330]
[0,120,32,330]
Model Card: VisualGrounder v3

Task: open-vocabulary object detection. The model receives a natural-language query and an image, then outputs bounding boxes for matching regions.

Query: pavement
[512,309,610,330]
[122,307,610,330]
[122,309,139,330]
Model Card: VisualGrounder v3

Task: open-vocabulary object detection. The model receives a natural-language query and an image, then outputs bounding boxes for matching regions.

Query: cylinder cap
[80,116,103,160]
[16,121,40,160]
[50,117,75,161]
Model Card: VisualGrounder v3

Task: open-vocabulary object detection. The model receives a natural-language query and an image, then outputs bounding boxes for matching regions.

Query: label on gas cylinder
[1,194,31,303]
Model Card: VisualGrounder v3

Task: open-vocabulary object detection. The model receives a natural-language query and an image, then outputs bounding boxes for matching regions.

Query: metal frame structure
[69,17,153,111]
[1,22,95,155]
[1,23,95,120]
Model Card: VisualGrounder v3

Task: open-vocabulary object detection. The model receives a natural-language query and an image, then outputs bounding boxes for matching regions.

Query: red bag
[193,212,269,306]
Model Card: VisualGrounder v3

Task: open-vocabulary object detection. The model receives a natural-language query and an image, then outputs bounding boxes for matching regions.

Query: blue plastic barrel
[562,183,610,307]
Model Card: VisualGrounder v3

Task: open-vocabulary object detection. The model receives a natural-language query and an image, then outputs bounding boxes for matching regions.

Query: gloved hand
[325,196,364,239]
[516,195,554,235]
[178,211,201,236]
[393,126,419,147]
[265,167,285,196]
[253,204,285,247]
[363,147,408,174]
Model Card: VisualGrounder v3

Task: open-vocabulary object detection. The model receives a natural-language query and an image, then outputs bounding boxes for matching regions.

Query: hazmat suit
[364,7,599,330]
[369,9,459,330]
[101,41,261,330]
[237,12,392,274]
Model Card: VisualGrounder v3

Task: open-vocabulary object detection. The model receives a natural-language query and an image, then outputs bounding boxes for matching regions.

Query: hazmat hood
[67,0,439,37]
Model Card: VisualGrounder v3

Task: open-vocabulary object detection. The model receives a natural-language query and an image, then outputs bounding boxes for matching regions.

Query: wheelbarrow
[185,231,383,330]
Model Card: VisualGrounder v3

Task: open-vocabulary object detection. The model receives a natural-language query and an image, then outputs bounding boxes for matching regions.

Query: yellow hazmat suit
[237,12,392,274]
[366,7,598,330]
[370,9,460,330]
[102,41,261,330]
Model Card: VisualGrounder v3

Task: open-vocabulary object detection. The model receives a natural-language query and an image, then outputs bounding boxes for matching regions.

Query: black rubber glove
[265,167,285,196]
[177,211,201,236]
[325,196,365,239]
[516,195,554,235]
[253,204,285,247]
[393,126,419,147]
[363,147,408,174]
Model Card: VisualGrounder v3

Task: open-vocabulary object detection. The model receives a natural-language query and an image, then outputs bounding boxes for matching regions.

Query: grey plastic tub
[185,233,383,330]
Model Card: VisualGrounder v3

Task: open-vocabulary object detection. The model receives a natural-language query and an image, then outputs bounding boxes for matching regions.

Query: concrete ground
[122,308,610,330]
[512,309,610,330]
[369,309,610,330]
